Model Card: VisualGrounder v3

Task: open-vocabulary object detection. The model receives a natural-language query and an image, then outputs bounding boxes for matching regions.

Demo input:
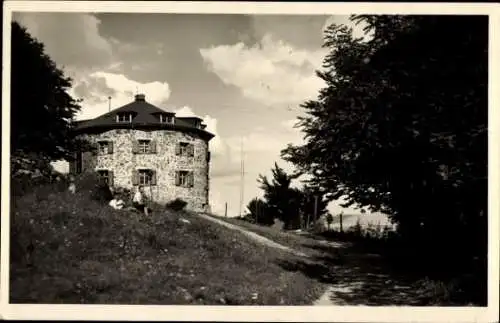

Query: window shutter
[150,140,157,154]
[189,172,194,187]
[175,143,181,156]
[91,143,98,155]
[132,170,139,186]
[108,170,114,187]
[175,171,180,186]
[108,141,114,154]
[189,144,195,157]
[132,140,138,154]
[151,170,157,185]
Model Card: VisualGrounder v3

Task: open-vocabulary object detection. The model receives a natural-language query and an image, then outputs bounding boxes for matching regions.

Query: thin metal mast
[239,136,245,217]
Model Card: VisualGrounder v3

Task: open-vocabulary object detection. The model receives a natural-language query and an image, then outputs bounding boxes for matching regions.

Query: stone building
[69,94,215,212]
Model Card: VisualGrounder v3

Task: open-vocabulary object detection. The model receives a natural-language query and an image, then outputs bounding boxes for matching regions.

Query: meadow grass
[10,178,325,305]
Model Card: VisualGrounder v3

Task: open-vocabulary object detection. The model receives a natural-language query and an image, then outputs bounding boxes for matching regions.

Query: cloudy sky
[13,11,374,217]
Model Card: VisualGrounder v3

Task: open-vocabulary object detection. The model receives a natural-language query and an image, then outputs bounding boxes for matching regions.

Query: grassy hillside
[10,178,325,305]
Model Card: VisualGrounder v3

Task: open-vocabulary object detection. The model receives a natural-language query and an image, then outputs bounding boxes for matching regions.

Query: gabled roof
[74,94,214,141]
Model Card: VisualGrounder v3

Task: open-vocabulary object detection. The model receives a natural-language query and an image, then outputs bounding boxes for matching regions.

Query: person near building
[133,185,148,215]
[109,192,125,210]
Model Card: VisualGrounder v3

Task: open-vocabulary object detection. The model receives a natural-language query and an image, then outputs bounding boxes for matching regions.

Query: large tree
[282,15,487,265]
[11,22,82,174]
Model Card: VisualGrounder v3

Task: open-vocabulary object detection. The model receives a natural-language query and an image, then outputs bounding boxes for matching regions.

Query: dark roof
[74,94,215,141]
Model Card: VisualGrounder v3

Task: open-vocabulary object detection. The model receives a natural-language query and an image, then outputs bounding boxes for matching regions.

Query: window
[176,142,194,157]
[180,142,189,155]
[139,140,150,154]
[132,169,157,186]
[116,113,132,123]
[97,170,114,186]
[133,139,156,154]
[175,170,194,187]
[139,170,152,185]
[98,141,113,155]
[159,114,173,124]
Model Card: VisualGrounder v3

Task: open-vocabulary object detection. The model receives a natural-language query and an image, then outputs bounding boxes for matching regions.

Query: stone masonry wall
[71,129,210,212]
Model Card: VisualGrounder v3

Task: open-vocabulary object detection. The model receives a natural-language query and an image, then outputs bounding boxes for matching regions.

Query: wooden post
[225,202,228,217]
[339,211,343,233]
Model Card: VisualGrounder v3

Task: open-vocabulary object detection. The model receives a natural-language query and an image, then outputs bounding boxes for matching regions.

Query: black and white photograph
[2,1,499,322]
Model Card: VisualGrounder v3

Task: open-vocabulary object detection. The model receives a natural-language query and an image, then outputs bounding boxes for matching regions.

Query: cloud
[247,15,329,50]
[208,121,308,217]
[70,72,171,120]
[280,118,300,130]
[14,12,115,70]
[200,34,327,106]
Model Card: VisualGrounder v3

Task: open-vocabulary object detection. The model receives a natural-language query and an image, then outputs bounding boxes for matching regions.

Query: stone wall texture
[70,129,210,212]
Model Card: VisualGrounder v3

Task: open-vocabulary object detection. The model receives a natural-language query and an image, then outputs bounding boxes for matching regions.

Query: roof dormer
[116,112,134,123]
[74,93,215,141]
[176,117,204,129]
[159,113,174,124]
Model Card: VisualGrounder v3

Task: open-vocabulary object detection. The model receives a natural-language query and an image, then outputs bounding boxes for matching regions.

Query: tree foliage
[282,15,487,265]
[257,163,328,230]
[11,22,83,171]
[245,197,274,226]
[258,163,300,229]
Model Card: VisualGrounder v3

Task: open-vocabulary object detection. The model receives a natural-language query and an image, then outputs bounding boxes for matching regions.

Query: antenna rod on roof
[108,96,112,112]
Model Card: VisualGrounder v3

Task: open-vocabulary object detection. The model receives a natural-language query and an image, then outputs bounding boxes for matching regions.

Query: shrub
[74,172,113,204]
[165,198,188,212]
[310,218,327,234]
[11,171,57,197]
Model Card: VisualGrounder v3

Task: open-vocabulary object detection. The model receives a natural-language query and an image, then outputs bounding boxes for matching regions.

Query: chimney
[135,93,146,101]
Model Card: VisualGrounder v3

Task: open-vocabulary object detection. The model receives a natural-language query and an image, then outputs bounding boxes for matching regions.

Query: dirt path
[197,213,309,258]
[197,213,344,305]
[198,213,424,306]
